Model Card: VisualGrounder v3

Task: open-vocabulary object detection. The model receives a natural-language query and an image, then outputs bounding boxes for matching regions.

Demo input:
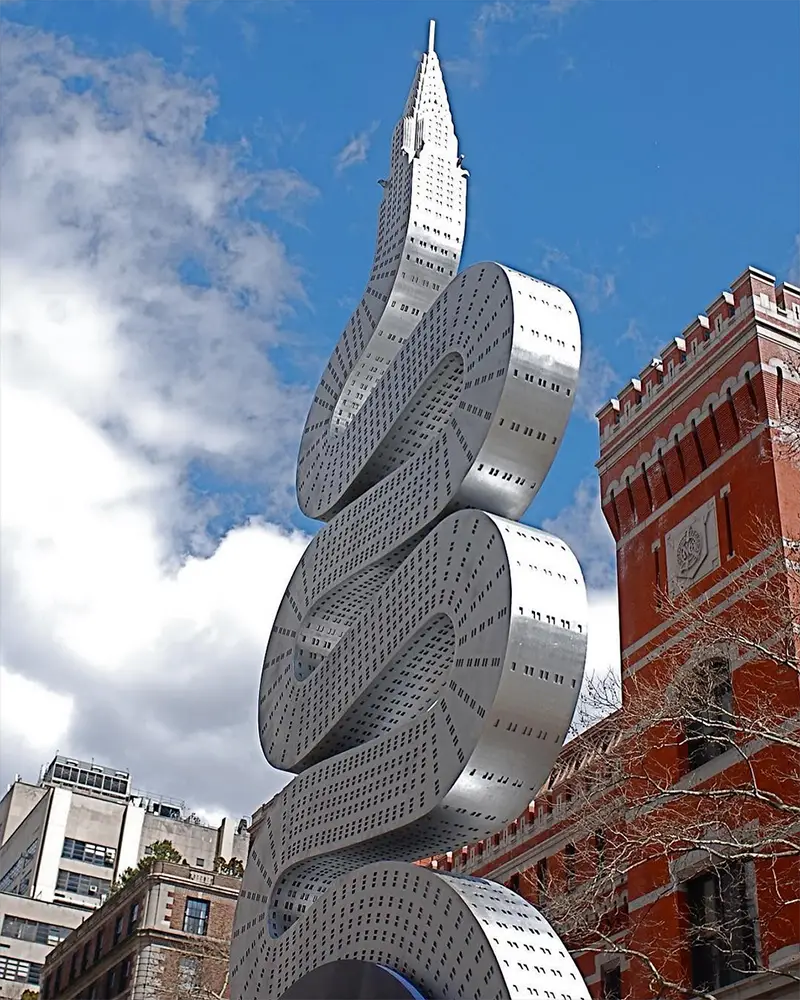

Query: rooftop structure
[39,861,240,1000]
[40,758,130,804]
[0,896,85,997]
[0,756,249,999]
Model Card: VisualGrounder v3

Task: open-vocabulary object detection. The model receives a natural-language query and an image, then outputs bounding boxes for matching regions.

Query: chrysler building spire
[402,18,455,139]
[296,20,468,443]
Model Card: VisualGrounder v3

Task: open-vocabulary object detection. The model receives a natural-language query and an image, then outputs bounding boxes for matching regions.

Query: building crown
[400,19,458,161]
[597,266,800,449]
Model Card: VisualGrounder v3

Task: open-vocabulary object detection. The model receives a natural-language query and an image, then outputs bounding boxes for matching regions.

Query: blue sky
[1,0,798,815]
[8,0,799,532]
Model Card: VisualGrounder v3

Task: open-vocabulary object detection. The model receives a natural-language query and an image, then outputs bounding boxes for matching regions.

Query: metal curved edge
[279,959,427,1000]
[238,861,590,1000]
[297,262,580,525]
[235,510,588,1000]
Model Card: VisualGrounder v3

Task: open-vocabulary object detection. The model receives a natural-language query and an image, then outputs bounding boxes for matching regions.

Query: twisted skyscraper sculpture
[232,22,591,1000]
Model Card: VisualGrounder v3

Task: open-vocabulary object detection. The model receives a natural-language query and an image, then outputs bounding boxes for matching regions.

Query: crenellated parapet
[596,266,800,542]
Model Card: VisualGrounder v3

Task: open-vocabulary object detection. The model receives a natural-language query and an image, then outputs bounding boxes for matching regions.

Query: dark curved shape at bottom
[279,960,427,1000]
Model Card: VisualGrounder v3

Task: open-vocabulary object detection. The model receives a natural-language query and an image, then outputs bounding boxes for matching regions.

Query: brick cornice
[597,322,798,478]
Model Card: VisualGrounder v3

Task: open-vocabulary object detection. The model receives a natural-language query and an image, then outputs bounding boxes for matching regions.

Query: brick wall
[422,267,800,999]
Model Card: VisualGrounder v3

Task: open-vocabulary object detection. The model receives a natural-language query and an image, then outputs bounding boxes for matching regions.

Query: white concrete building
[0,755,248,998]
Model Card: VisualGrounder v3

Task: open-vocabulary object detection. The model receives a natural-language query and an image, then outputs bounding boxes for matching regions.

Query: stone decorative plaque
[665,497,720,595]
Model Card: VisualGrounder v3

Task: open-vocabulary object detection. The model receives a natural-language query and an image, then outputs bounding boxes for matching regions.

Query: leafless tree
[149,934,231,1000]
[507,456,799,998]
[772,357,800,467]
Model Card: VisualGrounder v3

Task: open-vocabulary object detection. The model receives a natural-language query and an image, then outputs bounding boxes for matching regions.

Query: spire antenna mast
[428,19,436,54]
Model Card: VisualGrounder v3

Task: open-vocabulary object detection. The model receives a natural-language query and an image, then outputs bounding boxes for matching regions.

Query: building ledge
[688,949,800,1000]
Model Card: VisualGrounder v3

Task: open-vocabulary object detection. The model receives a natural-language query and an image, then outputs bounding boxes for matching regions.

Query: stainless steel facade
[232,22,590,1000]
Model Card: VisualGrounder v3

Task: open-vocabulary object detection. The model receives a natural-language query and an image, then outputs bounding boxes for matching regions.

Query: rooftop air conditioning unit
[88,885,98,895]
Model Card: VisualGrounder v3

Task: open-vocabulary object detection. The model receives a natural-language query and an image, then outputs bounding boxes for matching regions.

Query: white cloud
[566,587,622,738]
[573,345,619,422]
[585,589,621,685]
[536,248,619,427]
[542,477,616,591]
[539,245,616,314]
[472,1,520,48]
[334,122,379,174]
[0,23,314,816]
[471,0,572,48]
[0,667,74,755]
[447,0,585,87]
[630,216,660,240]
[543,478,622,734]
[618,318,643,346]
[560,55,576,76]
[148,0,206,28]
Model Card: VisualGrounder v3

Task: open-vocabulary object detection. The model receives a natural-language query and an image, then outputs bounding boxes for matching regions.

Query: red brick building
[38,861,240,999]
[423,267,800,999]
